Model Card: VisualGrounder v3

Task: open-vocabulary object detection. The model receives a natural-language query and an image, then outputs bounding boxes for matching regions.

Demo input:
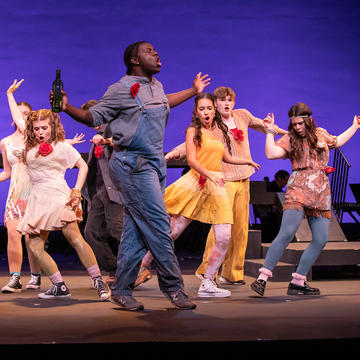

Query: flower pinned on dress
[199,175,207,187]
[130,82,140,98]
[94,145,104,158]
[230,128,244,142]
[323,166,336,175]
[38,142,53,157]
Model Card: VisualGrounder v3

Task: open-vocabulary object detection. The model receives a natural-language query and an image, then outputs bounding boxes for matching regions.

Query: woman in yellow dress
[139,92,260,297]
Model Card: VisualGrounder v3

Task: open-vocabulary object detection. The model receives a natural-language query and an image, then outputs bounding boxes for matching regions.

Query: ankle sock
[49,271,64,284]
[10,272,21,277]
[291,273,306,286]
[257,267,272,282]
[87,265,101,279]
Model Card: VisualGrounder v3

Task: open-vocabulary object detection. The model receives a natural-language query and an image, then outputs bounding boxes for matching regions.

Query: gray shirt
[89,75,169,147]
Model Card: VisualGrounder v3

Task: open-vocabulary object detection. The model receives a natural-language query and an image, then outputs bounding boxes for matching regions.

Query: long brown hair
[188,93,232,154]
[24,109,65,161]
[287,102,323,161]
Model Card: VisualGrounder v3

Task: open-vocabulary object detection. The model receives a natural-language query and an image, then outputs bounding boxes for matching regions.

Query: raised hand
[7,79,24,95]
[192,72,211,94]
[264,113,275,131]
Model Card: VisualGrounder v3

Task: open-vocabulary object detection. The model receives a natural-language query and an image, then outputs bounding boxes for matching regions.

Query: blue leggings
[263,209,330,276]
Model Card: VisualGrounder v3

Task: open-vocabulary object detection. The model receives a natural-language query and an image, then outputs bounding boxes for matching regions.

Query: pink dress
[276,128,337,218]
[17,141,82,235]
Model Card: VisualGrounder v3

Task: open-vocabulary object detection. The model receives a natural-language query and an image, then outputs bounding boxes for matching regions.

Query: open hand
[192,72,211,94]
[69,133,86,145]
[7,79,24,95]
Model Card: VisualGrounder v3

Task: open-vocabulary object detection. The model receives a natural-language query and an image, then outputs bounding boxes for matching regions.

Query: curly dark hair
[188,93,232,154]
[287,102,324,161]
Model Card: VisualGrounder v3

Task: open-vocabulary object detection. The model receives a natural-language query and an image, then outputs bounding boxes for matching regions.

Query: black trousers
[84,185,124,274]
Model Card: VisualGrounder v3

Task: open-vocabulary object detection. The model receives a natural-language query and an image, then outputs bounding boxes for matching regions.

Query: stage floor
[0,253,360,353]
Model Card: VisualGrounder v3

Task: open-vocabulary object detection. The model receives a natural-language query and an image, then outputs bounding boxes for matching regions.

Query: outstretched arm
[166,72,210,108]
[7,79,26,133]
[335,115,360,148]
[0,141,12,182]
[222,149,260,171]
[263,113,287,159]
[50,90,94,126]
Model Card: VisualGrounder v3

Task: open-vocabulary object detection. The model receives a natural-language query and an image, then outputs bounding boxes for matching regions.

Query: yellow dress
[164,130,233,224]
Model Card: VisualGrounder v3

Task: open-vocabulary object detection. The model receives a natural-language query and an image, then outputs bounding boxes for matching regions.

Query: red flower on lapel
[230,128,244,142]
[130,83,140,98]
[94,145,104,158]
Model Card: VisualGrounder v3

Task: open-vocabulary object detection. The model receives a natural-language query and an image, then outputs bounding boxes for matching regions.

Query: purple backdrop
[0,0,359,223]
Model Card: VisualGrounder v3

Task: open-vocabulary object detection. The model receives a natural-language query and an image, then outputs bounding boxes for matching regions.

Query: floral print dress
[3,138,31,224]
[275,128,337,218]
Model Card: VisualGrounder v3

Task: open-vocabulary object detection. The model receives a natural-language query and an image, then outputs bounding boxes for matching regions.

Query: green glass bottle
[52,69,63,113]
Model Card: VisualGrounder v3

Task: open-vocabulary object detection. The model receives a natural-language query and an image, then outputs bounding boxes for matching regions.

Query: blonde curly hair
[24,109,65,161]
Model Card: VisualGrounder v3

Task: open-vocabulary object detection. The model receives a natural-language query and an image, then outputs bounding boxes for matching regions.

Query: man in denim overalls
[54,41,210,310]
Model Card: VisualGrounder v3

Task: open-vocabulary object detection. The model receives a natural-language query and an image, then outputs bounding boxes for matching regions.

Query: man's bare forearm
[64,103,94,126]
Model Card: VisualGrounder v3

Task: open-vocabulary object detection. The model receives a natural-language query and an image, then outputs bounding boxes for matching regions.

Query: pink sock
[291,273,306,286]
[257,267,273,282]
[49,271,64,284]
[87,265,101,279]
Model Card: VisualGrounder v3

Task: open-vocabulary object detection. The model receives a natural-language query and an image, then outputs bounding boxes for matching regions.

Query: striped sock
[49,271,64,284]
[87,265,101,279]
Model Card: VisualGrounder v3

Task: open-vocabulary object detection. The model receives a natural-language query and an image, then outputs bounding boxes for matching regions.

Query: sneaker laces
[7,274,21,287]
[94,277,108,295]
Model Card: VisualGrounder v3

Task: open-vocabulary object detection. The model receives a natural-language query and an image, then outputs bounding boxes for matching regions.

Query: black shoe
[110,294,144,311]
[38,282,71,299]
[250,279,266,296]
[287,282,320,295]
[166,289,197,310]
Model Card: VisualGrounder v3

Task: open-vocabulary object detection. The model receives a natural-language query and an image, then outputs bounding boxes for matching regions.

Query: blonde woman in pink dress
[17,109,110,300]
[251,102,360,297]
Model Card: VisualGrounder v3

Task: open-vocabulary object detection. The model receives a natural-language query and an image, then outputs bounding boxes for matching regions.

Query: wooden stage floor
[0,252,359,354]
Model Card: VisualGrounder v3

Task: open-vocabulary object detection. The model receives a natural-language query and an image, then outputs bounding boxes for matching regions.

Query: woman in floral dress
[251,102,360,296]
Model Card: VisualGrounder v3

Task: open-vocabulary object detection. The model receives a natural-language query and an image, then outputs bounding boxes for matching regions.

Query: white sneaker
[197,278,231,298]
[26,273,41,289]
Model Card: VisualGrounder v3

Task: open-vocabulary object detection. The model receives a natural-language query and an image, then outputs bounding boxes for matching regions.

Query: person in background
[81,100,124,286]
[256,170,289,243]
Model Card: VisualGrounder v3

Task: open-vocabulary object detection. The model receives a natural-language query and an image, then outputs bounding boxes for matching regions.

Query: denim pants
[263,209,330,276]
[109,87,184,296]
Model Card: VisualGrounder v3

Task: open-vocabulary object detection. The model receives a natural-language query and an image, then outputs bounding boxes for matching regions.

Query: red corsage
[38,142,53,157]
[230,128,244,142]
[94,145,104,158]
[323,166,336,175]
[199,175,207,187]
[130,82,140,98]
